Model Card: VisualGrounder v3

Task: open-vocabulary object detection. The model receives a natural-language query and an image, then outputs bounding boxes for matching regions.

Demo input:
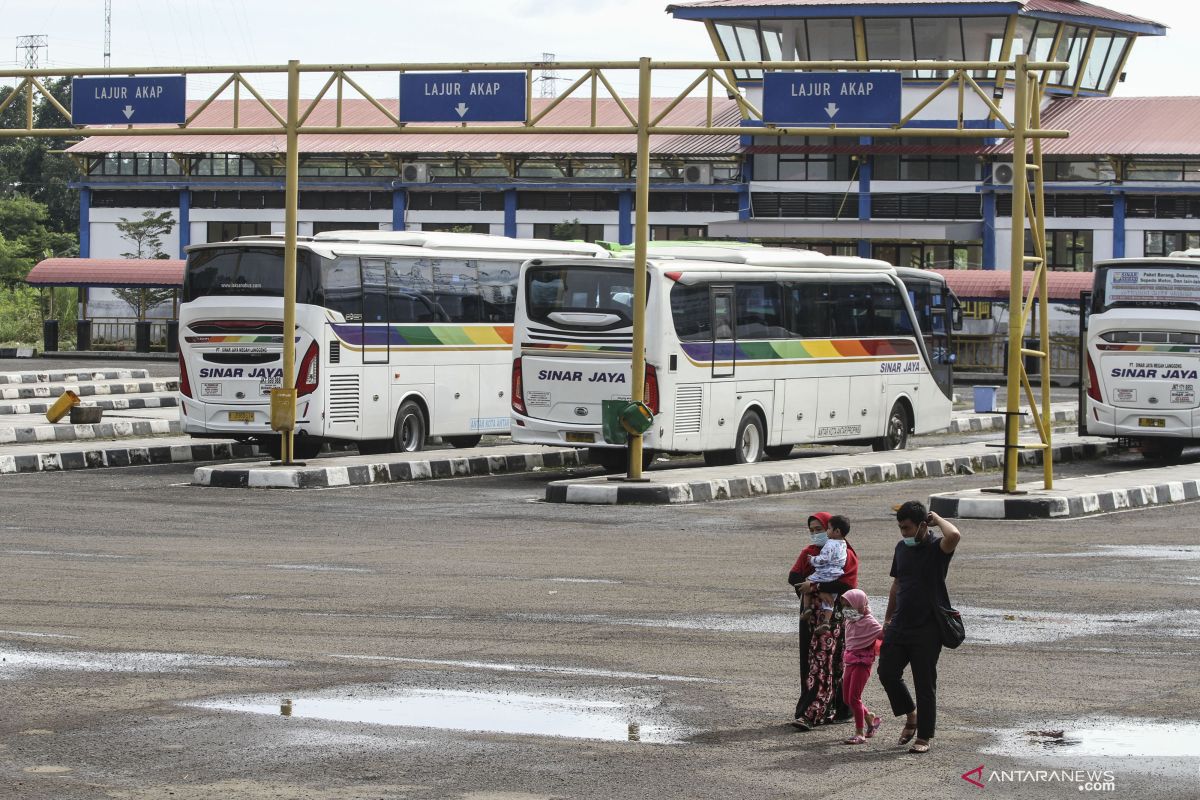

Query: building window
[870,194,981,221]
[90,152,181,176]
[91,190,179,208]
[1144,231,1200,256]
[715,19,854,80]
[1028,230,1093,270]
[311,222,380,235]
[207,221,271,242]
[531,223,606,243]
[419,223,490,233]
[872,242,982,270]
[751,193,859,219]
[864,17,1008,78]
[517,192,619,211]
[872,139,980,182]
[1127,162,1195,182]
[1125,196,1200,219]
[997,194,1113,218]
[751,136,855,182]
[651,225,707,241]
[1047,160,1117,181]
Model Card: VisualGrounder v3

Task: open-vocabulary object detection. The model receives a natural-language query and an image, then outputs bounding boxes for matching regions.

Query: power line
[537,52,559,98]
[104,0,112,67]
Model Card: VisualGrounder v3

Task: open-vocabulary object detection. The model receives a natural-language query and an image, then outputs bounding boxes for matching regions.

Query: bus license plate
[1138,417,1165,428]
[566,432,595,443]
[229,411,255,423]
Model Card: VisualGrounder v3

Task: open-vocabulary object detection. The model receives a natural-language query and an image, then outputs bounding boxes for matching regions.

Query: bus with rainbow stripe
[177,231,608,458]
[510,248,954,471]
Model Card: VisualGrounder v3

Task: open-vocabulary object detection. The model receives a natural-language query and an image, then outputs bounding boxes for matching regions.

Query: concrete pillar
[392,188,406,232]
[504,189,517,238]
[1112,193,1126,258]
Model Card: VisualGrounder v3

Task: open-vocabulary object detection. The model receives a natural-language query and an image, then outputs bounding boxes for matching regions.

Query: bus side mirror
[951,303,963,331]
[1079,291,1093,327]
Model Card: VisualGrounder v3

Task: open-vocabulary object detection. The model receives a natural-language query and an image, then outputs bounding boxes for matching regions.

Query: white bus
[1081,256,1200,460]
[178,230,608,458]
[509,250,952,470]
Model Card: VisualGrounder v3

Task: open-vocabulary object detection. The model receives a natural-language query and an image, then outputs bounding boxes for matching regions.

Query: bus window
[525,265,640,326]
[670,284,712,341]
[735,282,788,340]
[322,257,362,321]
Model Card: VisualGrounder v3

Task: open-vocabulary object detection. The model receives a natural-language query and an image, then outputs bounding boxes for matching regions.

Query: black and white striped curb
[930,475,1200,520]
[0,368,151,385]
[0,395,179,416]
[194,448,586,489]
[0,441,259,475]
[0,418,180,445]
[544,441,1114,505]
[944,406,1076,434]
[0,379,178,400]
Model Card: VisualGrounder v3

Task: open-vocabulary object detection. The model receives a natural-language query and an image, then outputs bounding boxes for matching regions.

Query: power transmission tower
[16,35,48,69]
[537,52,559,98]
[104,0,112,67]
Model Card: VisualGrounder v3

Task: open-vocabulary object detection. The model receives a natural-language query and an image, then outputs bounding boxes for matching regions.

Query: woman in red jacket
[788,512,859,730]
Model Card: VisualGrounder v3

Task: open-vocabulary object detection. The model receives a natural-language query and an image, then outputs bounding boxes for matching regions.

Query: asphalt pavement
[0,450,1197,799]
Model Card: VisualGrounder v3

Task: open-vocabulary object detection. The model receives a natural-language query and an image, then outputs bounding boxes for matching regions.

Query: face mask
[842,608,862,622]
[902,536,919,547]
[811,533,828,547]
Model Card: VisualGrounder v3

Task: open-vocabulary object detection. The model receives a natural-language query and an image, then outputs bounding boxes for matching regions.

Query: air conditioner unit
[400,163,431,183]
[682,163,712,184]
[992,161,1016,186]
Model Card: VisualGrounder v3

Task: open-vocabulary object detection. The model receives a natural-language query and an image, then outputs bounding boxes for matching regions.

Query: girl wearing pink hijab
[840,588,885,745]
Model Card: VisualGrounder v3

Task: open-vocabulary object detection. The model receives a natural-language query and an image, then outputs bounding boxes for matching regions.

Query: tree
[0,195,77,288]
[113,210,177,320]
[551,218,584,241]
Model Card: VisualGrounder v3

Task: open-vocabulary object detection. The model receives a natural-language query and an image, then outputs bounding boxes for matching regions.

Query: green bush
[0,285,76,348]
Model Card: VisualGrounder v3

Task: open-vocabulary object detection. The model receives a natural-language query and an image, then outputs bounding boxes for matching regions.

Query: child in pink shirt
[840,589,884,745]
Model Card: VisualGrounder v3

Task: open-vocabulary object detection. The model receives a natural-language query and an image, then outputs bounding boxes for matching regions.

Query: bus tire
[872,402,910,451]
[393,400,427,453]
[765,444,793,460]
[444,435,483,449]
[734,411,766,464]
[1141,440,1184,462]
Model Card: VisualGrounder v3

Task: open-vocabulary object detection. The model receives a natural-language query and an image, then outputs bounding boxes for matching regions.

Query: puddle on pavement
[194,687,682,743]
[986,717,1200,774]
[0,630,78,639]
[977,545,1200,562]
[3,549,131,560]
[328,655,716,684]
[512,604,1200,645]
[0,647,287,678]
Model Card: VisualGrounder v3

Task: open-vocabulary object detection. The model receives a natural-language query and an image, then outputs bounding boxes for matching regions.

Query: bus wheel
[444,435,483,449]
[1142,440,1184,462]
[873,403,910,451]
[393,400,427,453]
[734,411,766,464]
[588,447,628,473]
[765,444,793,460]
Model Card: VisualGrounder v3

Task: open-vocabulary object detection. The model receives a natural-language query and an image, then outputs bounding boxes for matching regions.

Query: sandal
[908,739,931,754]
[790,717,812,731]
[898,722,917,746]
[842,734,868,745]
[866,715,883,739]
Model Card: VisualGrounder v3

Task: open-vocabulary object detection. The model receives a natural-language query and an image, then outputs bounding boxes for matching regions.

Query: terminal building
[66,0,1199,320]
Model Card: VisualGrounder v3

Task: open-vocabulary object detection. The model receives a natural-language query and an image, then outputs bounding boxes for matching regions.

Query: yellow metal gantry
[2,57,1063,489]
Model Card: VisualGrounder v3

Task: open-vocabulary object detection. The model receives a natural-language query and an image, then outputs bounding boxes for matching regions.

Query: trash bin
[166,320,180,353]
[76,319,92,352]
[135,320,152,353]
[973,385,999,414]
[42,319,59,353]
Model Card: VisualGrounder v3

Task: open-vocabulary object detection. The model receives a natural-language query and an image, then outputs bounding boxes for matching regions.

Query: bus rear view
[1083,257,1200,460]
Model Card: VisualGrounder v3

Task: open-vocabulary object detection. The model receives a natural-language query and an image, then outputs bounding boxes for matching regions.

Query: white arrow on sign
[455,102,469,118]
[824,102,839,119]
[122,105,135,120]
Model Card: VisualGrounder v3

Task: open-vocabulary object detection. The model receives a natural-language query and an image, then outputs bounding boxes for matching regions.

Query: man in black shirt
[878,500,961,754]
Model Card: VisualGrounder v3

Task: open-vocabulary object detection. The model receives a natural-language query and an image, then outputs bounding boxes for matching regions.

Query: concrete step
[0,368,151,385]
[0,435,261,475]
[0,379,178,401]
[0,392,179,416]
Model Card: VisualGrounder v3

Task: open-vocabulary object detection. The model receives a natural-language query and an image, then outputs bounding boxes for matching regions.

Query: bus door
[1078,289,1092,436]
[710,287,736,378]
[926,285,957,397]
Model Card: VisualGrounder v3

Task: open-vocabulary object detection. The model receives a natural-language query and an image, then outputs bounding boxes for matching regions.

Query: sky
[0,0,1194,99]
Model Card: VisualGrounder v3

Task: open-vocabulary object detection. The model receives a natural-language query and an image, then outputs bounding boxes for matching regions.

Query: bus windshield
[525,265,643,326]
[1093,263,1200,312]
[183,246,323,304]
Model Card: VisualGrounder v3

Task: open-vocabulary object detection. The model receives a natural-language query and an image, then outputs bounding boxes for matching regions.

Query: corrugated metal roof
[991,96,1200,157]
[26,258,185,288]
[934,268,1092,301]
[668,0,1163,27]
[66,97,742,157]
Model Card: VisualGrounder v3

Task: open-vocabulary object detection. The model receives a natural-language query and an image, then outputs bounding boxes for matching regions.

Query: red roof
[26,258,185,288]
[993,96,1200,157]
[66,97,742,157]
[934,269,1092,301]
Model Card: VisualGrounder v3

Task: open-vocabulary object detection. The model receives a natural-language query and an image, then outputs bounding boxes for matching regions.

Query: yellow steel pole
[280,59,300,463]
[1003,54,1030,493]
[627,56,651,481]
[1031,71,1052,489]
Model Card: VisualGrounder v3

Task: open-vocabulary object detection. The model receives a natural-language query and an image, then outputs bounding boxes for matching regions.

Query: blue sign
[762,72,902,126]
[399,72,526,123]
[71,76,187,125]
